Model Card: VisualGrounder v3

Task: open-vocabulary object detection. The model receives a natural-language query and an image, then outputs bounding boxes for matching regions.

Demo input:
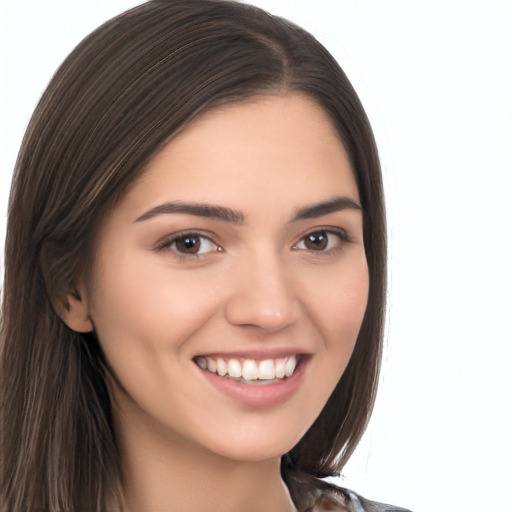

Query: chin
[196,420,307,464]
[210,439,296,464]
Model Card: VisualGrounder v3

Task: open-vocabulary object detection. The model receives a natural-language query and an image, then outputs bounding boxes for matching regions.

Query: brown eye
[304,231,328,251]
[159,233,220,256]
[294,229,348,253]
[175,235,202,254]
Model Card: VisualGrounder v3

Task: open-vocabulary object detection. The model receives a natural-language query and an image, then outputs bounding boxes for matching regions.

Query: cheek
[298,256,369,408]
[89,255,223,351]
[85,256,226,418]
[307,256,369,347]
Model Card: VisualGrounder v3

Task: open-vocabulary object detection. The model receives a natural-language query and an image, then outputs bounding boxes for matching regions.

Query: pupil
[306,232,328,250]
[176,236,200,253]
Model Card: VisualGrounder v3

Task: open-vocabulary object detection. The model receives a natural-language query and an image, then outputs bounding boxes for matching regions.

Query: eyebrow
[134,202,245,224]
[134,196,361,224]
[290,196,362,221]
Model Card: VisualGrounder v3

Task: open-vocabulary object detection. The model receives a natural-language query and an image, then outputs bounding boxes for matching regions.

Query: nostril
[224,289,300,331]
[223,256,302,331]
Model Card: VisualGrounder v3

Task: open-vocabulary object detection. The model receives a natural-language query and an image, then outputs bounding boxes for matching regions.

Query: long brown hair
[1,1,386,510]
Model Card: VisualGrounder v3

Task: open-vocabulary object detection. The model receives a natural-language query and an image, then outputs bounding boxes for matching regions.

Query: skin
[62,93,369,512]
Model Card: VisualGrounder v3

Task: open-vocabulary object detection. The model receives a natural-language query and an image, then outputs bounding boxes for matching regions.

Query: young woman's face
[79,94,369,462]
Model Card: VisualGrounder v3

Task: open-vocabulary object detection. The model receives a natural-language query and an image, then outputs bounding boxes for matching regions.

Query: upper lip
[194,347,313,360]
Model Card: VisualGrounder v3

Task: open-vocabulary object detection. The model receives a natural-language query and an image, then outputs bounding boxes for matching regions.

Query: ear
[39,241,94,333]
[55,287,94,333]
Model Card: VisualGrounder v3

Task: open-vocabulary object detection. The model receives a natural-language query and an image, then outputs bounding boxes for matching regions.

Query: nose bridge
[225,244,300,332]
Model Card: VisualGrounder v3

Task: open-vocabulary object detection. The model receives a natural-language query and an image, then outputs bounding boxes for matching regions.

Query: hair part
[1,1,386,510]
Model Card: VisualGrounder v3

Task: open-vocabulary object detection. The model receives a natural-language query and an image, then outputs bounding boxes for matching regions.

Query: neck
[114,402,296,512]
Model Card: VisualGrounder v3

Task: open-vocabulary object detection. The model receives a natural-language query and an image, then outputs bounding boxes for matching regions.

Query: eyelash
[292,227,352,254]
[154,230,221,261]
[154,227,352,261]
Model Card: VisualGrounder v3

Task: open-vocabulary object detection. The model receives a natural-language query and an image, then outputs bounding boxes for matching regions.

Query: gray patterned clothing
[288,473,412,512]
[304,486,412,512]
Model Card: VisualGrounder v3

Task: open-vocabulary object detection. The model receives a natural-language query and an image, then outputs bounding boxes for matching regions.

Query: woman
[0,1,411,511]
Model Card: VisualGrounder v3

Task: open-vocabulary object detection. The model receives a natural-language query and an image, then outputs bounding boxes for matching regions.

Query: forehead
[116,93,359,221]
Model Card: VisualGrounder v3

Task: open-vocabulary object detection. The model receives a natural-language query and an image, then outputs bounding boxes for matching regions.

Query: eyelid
[292,226,352,251]
[153,230,222,256]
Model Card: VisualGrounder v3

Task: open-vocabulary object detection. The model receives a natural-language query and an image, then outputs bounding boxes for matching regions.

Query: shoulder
[340,487,413,512]
[286,471,413,512]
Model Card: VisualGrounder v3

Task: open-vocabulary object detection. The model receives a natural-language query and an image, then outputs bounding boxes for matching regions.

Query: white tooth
[274,359,286,378]
[242,359,258,380]
[227,359,242,378]
[207,357,217,373]
[258,359,275,380]
[284,355,297,377]
[216,358,227,376]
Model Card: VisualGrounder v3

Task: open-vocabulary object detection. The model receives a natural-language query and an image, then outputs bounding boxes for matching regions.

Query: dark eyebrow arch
[134,201,245,224]
[291,196,362,222]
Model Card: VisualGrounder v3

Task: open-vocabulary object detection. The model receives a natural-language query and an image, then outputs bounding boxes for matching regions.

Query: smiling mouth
[193,355,302,384]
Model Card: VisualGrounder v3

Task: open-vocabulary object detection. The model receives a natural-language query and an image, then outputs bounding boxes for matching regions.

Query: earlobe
[55,289,94,333]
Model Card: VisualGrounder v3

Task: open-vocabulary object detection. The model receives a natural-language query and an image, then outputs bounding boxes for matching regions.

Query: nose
[224,251,301,333]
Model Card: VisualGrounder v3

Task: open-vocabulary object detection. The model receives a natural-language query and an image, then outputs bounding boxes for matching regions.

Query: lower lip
[197,358,309,407]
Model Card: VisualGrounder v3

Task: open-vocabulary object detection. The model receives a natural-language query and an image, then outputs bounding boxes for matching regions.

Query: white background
[1,2,511,511]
